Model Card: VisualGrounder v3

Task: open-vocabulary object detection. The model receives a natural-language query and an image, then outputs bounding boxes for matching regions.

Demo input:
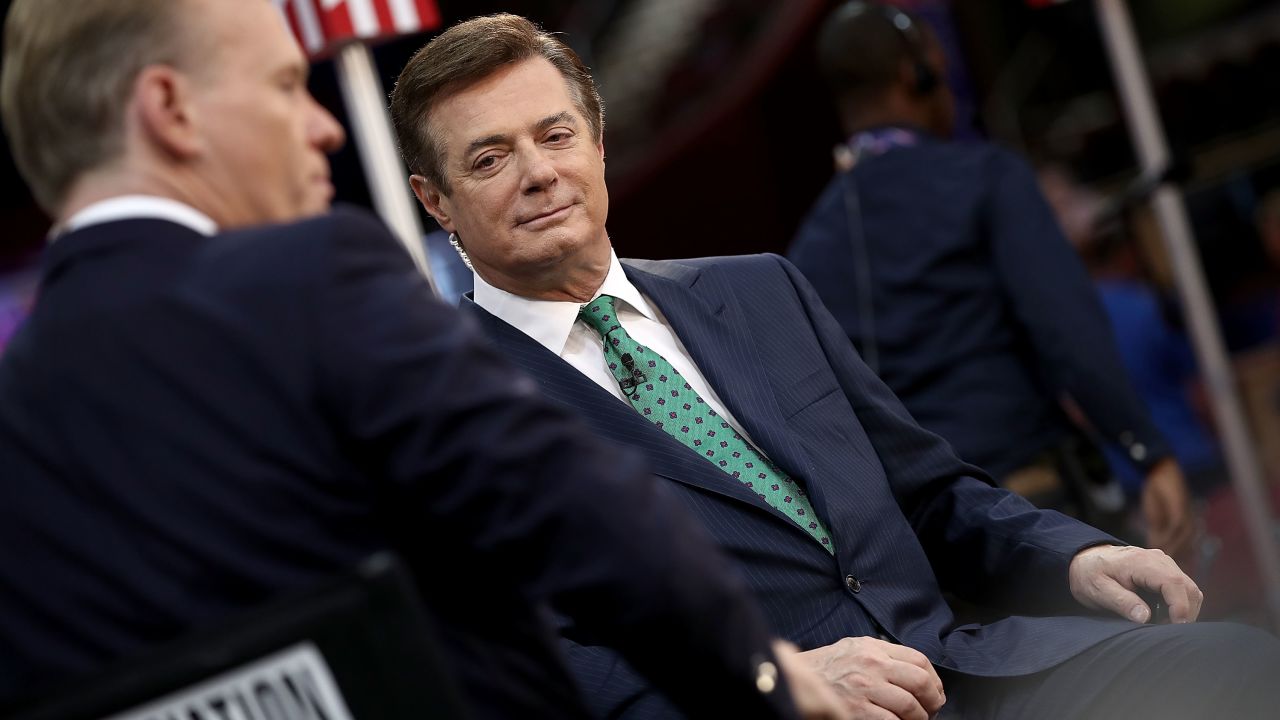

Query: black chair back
[10,553,470,720]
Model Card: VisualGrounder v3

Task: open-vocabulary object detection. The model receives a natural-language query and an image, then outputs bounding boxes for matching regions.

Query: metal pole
[333,43,438,295]
[1094,0,1280,626]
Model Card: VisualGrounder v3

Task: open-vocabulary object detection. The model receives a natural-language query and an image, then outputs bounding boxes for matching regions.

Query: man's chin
[301,179,336,218]
[293,200,334,222]
[515,219,604,248]
[526,233,612,280]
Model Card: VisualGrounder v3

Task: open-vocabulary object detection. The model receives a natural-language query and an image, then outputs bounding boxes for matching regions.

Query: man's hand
[1069,544,1203,624]
[1141,459,1195,562]
[774,640,853,719]
[796,636,946,719]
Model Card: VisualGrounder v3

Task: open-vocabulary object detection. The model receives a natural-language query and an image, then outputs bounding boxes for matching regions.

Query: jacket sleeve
[983,150,1170,472]
[772,253,1117,610]
[312,207,795,719]
[559,638,682,720]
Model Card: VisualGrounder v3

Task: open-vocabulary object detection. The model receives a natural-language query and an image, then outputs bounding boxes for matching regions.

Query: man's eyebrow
[464,133,508,159]
[534,111,578,133]
[461,112,580,159]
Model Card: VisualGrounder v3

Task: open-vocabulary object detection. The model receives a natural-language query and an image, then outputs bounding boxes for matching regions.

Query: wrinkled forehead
[430,59,580,148]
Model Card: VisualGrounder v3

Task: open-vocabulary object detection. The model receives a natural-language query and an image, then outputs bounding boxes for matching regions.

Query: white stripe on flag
[386,0,421,34]
[343,0,382,38]
[290,0,327,54]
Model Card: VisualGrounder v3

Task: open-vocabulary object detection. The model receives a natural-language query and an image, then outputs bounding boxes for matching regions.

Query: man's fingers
[1155,572,1204,623]
[880,642,934,670]
[1089,571,1152,622]
[846,705,896,720]
[879,654,946,714]
[880,645,952,707]
[1070,545,1204,624]
[866,683,930,720]
[858,642,945,713]
[801,637,947,718]
[1121,550,1203,623]
[881,643,942,685]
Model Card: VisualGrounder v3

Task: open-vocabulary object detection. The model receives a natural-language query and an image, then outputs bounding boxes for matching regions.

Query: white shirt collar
[472,249,657,355]
[55,195,218,240]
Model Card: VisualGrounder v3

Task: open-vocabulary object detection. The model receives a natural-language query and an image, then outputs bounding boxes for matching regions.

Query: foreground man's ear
[133,65,202,161]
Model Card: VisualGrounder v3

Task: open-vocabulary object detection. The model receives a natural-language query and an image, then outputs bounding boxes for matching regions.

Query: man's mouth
[517,204,573,228]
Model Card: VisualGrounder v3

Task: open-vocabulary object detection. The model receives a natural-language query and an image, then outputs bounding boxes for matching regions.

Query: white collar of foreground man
[53,195,218,241]
[472,249,658,355]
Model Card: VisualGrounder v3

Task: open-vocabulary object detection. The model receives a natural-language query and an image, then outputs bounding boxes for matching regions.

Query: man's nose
[308,94,346,153]
[520,147,558,194]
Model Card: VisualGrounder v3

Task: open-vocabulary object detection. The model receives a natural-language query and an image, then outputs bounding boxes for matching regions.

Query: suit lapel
[461,297,786,516]
[621,260,819,487]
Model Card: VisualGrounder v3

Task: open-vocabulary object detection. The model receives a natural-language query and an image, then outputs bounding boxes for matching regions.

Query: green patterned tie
[579,295,834,553]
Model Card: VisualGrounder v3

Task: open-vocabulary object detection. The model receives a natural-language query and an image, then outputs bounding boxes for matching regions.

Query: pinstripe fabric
[578,295,835,551]
[462,253,1148,719]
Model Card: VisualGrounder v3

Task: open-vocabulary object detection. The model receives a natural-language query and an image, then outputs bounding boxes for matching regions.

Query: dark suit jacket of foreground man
[0,208,795,720]
[464,253,1150,718]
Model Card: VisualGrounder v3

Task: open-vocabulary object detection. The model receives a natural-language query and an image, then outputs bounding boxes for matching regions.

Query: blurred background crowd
[4,0,1280,623]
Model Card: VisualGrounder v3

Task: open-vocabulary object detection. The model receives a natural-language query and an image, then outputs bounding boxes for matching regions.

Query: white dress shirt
[56,195,218,240]
[473,250,760,446]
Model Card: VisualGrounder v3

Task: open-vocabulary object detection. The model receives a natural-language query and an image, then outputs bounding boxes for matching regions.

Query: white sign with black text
[107,642,355,720]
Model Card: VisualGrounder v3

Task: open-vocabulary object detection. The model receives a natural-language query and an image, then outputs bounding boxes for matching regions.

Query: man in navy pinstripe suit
[394,13,1280,720]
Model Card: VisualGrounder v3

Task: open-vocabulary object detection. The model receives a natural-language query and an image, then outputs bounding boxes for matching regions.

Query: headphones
[845,2,939,96]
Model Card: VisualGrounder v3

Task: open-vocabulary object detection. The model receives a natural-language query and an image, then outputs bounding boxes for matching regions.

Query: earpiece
[847,2,939,96]
[879,4,937,95]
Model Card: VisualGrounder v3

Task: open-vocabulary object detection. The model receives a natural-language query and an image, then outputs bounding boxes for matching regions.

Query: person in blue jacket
[788,1,1195,559]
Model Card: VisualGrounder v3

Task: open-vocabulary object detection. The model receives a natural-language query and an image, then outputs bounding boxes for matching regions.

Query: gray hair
[1,0,194,212]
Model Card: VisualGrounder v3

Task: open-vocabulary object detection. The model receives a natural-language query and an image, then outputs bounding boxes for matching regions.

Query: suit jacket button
[845,575,861,593]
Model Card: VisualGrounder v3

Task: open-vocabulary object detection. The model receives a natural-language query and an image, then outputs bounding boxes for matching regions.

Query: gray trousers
[941,621,1280,719]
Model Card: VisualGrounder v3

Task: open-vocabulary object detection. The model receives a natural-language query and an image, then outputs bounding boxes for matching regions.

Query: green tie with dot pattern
[579,295,834,553]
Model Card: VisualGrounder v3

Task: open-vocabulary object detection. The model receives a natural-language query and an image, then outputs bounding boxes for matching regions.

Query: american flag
[275,0,441,59]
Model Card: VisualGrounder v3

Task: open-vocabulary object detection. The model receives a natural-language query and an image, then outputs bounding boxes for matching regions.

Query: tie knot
[578,294,622,339]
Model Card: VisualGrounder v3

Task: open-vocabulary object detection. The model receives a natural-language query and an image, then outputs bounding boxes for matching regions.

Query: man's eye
[475,155,498,169]
[547,131,572,143]
[279,74,305,92]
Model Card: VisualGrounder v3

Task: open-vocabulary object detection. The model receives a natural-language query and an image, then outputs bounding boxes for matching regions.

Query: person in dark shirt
[788,1,1194,559]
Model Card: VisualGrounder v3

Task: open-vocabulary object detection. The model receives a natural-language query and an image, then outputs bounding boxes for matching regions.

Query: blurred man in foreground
[392,12,1280,720]
[0,1,846,717]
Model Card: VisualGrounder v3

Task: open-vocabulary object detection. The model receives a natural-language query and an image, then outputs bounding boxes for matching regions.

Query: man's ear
[130,65,201,160]
[410,174,454,232]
